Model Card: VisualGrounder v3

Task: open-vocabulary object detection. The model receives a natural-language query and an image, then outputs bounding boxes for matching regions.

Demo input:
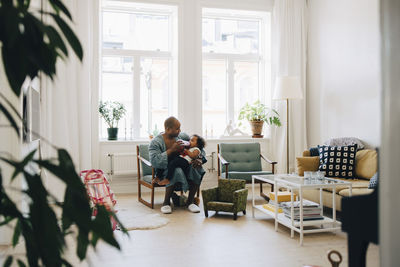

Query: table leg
[274,180,278,232]
[291,189,294,238]
[300,188,303,246]
[332,187,336,228]
[252,176,255,218]
[320,188,323,217]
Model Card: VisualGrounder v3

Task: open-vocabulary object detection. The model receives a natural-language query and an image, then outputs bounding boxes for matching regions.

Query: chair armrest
[218,154,230,166]
[233,188,248,212]
[260,154,277,165]
[138,156,152,167]
[201,187,218,205]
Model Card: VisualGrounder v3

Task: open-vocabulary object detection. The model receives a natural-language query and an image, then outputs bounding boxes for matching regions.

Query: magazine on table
[280,199,320,209]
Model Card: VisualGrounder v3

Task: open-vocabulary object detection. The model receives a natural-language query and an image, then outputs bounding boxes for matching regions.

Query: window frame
[201,8,270,137]
[100,2,178,139]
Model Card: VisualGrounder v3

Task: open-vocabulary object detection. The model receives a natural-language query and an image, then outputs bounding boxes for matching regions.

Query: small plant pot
[250,121,264,138]
[107,128,119,140]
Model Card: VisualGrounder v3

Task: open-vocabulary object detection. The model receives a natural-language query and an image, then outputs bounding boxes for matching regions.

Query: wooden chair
[137,144,162,208]
[217,142,277,199]
[137,144,201,208]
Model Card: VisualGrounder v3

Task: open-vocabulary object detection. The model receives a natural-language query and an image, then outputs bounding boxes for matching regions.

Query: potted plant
[238,100,282,138]
[99,101,127,140]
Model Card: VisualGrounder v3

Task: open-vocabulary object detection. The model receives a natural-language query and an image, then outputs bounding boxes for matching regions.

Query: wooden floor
[0,176,380,267]
[70,190,379,267]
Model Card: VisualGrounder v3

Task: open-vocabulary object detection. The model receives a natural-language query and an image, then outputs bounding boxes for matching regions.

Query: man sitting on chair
[149,116,205,214]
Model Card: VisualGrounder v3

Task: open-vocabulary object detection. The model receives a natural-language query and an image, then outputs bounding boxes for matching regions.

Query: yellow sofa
[300,149,377,211]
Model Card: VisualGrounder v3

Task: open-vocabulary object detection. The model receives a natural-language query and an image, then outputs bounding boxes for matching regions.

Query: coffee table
[252,174,353,245]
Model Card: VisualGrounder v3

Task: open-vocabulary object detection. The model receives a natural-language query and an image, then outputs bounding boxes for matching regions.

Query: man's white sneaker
[188,203,200,213]
[161,205,172,214]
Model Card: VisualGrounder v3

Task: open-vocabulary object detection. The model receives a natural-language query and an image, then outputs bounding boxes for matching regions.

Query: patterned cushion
[318,144,357,179]
[218,179,246,202]
[368,172,379,189]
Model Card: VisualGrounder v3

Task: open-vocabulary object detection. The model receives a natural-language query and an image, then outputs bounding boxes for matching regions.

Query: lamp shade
[273,76,303,100]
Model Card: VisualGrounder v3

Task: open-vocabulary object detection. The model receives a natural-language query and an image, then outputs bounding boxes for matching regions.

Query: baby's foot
[158,179,170,186]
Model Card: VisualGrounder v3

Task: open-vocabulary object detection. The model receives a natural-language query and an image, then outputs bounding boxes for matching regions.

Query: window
[202,8,271,137]
[100,1,177,139]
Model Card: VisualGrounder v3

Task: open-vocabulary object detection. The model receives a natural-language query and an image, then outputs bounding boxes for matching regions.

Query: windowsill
[99,136,270,144]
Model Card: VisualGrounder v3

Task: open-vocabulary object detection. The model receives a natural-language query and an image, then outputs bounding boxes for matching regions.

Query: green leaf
[0,103,20,136]
[16,259,26,267]
[12,219,21,246]
[1,43,26,97]
[50,13,83,60]
[44,25,69,57]
[77,228,89,260]
[91,205,120,250]
[11,149,37,181]
[3,256,13,267]
[0,93,23,121]
[49,0,72,20]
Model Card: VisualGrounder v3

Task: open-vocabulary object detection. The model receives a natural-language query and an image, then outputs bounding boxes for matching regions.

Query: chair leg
[259,182,269,200]
[233,213,237,220]
[151,187,155,209]
[243,210,246,215]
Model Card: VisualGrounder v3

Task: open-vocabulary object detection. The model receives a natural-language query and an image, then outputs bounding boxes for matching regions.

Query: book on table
[280,200,323,220]
[269,191,297,202]
[263,203,283,213]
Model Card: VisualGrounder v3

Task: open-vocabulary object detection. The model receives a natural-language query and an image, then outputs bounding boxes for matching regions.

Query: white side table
[252,174,352,245]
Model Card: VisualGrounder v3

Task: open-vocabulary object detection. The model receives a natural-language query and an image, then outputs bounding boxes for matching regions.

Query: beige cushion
[323,178,370,193]
[339,188,374,197]
[355,149,377,179]
[303,150,311,157]
[296,156,319,176]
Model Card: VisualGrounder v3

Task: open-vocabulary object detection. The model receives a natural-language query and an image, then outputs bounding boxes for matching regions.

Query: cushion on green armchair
[218,179,246,202]
[219,143,262,173]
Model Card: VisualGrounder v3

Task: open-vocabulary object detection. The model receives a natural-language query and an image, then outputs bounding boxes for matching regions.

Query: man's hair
[164,116,178,129]
[192,134,206,150]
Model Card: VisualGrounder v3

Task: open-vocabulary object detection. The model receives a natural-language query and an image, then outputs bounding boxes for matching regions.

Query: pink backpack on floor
[80,169,118,230]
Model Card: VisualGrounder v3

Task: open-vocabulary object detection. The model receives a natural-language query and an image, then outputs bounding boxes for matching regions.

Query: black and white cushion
[318,144,358,178]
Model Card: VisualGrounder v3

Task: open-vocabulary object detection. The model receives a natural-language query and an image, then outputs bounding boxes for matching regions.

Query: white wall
[307,0,381,148]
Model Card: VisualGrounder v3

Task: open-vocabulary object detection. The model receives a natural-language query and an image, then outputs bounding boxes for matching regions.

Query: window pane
[203,60,227,137]
[101,57,133,139]
[234,61,259,134]
[202,18,259,54]
[140,58,170,138]
[102,11,169,51]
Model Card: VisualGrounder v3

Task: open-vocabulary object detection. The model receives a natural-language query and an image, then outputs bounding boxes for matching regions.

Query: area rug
[116,209,169,231]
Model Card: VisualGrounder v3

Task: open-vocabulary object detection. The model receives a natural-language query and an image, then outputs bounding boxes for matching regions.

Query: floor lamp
[273,76,303,173]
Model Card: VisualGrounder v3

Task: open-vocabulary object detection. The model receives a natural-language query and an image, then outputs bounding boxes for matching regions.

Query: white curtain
[42,1,97,199]
[271,0,308,173]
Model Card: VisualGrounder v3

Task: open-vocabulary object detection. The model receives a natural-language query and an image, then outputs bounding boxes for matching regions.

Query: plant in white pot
[99,101,127,140]
[238,100,282,138]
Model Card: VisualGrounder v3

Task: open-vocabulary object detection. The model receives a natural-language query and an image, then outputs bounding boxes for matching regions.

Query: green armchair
[202,179,248,220]
[217,142,277,199]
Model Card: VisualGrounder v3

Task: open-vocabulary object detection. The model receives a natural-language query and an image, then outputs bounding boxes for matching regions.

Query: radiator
[107,152,136,180]
[106,151,215,180]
